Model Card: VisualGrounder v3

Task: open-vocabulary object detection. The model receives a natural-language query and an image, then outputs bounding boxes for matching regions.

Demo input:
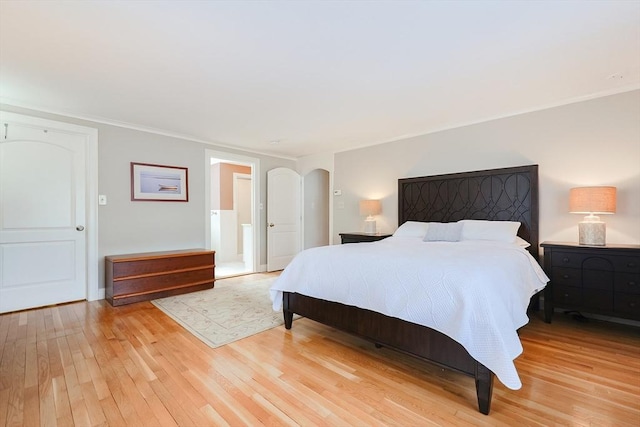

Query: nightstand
[541,241,640,323]
[339,232,392,244]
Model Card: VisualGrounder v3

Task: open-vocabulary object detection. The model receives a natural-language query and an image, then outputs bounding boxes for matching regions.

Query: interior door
[0,115,87,313]
[267,167,301,271]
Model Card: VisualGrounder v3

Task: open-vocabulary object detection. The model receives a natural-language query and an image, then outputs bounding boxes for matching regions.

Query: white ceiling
[1,1,639,159]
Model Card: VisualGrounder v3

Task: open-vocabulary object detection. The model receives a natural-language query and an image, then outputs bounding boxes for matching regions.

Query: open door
[267,167,301,271]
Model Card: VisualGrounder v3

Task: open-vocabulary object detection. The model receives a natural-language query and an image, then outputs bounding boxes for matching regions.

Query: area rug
[151,277,292,348]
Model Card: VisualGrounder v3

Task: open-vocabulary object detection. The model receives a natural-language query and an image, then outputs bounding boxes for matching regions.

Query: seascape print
[140,171,182,194]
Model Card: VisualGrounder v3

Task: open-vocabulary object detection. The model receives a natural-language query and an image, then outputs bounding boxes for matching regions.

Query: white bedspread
[269,236,549,390]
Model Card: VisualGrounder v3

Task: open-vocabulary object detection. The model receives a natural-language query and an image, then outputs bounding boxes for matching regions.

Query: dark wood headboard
[398,165,539,256]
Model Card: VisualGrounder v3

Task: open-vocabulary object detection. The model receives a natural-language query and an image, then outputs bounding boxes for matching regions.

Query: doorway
[205,150,260,278]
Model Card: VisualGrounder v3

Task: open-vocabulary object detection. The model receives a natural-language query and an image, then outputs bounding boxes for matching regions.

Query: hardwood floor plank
[98,395,128,427]
[5,337,26,427]
[36,339,56,427]
[51,376,72,423]
[22,385,40,427]
[0,388,10,427]
[1,272,638,426]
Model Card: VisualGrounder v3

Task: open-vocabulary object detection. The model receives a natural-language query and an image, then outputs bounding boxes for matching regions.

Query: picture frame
[131,162,189,202]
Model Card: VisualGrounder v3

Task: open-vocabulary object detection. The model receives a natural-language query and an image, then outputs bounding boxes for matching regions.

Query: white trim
[205,150,261,273]
[0,111,100,302]
[4,85,637,160]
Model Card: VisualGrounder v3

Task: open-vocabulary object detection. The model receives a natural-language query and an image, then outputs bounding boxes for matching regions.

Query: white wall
[303,169,330,249]
[332,90,640,251]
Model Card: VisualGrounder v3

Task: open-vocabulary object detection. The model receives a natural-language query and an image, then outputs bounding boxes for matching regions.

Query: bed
[270,165,545,414]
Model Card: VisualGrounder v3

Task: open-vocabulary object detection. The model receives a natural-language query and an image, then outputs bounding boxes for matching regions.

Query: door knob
[269,223,275,228]
[76,225,85,231]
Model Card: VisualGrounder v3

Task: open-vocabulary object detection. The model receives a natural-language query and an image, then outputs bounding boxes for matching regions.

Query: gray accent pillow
[422,222,463,242]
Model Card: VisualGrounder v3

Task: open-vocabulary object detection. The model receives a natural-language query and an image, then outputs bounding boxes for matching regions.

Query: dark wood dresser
[339,232,392,244]
[541,241,639,322]
[105,249,215,306]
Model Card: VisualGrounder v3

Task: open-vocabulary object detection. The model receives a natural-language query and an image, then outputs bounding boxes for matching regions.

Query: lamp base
[578,221,606,246]
[364,218,377,234]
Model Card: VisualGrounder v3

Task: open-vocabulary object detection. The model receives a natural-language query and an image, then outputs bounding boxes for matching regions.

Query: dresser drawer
[614,273,640,294]
[551,251,585,269]
[111,268,214,297]
[553,286,582,306]
[552,287,613,311]
[550,267,581,287]
[112,253,214,278]
[614,293,640,317]
[613,256,640,273]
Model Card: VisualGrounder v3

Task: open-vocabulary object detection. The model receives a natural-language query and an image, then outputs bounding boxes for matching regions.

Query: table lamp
[359,199,381,234]
[569,186,616,246]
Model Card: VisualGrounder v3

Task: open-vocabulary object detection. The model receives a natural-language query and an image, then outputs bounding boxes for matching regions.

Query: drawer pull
[628,281,637,287]
[627,262,637,268]
[562,257,570,263]
[564,293,569,298]
[629,302,636,308]
[562,274,570,279]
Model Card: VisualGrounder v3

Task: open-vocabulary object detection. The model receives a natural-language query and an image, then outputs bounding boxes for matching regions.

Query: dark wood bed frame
[282,165,539,415]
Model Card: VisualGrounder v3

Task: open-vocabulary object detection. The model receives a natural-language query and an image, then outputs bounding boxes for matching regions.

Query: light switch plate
[98,195,107,205]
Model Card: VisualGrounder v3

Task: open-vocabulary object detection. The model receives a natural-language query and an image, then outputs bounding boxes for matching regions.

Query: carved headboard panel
[398,165,539,256]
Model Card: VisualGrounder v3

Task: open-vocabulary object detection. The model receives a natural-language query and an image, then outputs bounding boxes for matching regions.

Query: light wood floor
[1,272,639,426]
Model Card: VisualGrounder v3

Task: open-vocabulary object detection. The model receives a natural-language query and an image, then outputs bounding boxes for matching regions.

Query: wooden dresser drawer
[112,253,214,278]
[551,251,585,269]
[111,268,214,298]
[613,256,640,273]
[553,286,582,306]
[614,273,640,294]
[614,293,640,318]
[550,267,581,287]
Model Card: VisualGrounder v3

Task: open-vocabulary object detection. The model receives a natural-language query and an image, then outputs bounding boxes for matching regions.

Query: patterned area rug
[151,276,290,348]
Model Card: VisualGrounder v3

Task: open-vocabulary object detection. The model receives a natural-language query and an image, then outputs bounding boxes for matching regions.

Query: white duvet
[269,236,549,390]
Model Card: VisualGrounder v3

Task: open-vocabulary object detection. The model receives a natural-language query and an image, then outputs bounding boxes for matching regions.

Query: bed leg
[475,363,494,415]
[282,293,294,329]
[284,311,293,329]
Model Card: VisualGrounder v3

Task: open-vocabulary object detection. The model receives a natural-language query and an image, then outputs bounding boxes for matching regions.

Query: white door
[267,167,301,271]
[0,114,88,313]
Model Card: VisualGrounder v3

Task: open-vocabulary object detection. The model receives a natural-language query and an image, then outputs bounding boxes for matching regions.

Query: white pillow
[516,236,531,248]
[393,221,429,238]
[459,220,521,243]
[423,222,463,242]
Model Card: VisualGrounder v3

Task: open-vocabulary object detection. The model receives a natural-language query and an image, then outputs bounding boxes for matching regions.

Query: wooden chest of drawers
[105,249,215,306]
[541,242,639,322]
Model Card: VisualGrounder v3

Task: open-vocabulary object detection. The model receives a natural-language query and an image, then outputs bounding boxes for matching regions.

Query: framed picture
[131,162,189,202]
